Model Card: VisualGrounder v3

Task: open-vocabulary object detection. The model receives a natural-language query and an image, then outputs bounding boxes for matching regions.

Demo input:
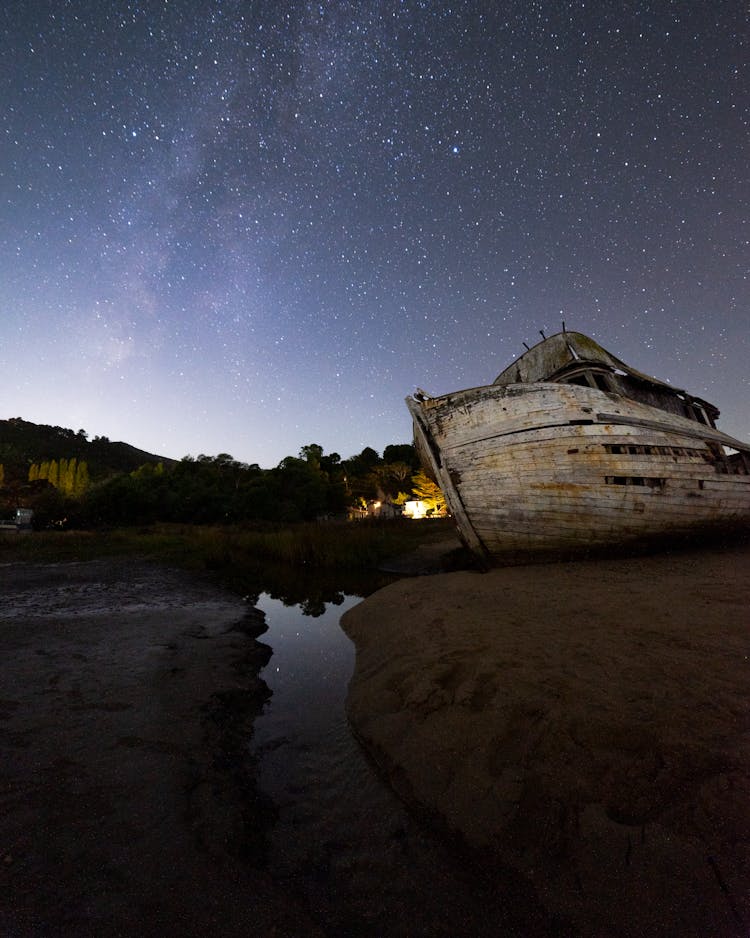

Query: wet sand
[0,560,322,937]
[342,540,750,937]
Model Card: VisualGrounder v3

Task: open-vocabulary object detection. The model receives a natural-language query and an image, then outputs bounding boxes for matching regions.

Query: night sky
[3,1,748,466]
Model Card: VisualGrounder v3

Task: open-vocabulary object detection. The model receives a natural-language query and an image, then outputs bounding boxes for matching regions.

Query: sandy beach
[0,560,322,937]
[342,540,750,937]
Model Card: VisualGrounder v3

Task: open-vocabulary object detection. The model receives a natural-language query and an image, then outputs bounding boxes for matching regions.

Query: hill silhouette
[0,417,172,484]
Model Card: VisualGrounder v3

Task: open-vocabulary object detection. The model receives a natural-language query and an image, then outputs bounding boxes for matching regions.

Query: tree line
[28,458,90,496]
[0,442,445,528]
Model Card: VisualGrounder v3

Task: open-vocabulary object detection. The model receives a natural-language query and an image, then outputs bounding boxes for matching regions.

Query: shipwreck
[407,330,750,565]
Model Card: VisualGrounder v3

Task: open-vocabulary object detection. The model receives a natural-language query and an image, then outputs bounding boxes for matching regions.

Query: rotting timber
[407,330,750,566]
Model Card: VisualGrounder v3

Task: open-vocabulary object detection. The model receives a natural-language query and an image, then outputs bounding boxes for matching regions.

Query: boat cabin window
[592,373,611,392]
[560,369,612,391]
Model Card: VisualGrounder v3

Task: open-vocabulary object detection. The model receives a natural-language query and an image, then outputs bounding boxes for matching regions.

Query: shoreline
[0,559,323,937]
[342,540,750,937]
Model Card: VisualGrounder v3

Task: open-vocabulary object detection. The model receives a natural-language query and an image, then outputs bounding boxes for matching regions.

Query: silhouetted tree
[299,443,324,468]
[383,443,418,468]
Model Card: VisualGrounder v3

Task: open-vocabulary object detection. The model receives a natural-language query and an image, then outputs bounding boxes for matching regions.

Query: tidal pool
[251,592,529,937]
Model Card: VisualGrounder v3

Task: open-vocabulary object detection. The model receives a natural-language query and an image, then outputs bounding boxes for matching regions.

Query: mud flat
[342,541,750,937]
[0,560,322,937]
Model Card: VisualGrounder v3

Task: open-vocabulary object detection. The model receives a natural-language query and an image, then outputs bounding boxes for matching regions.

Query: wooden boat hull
[408,382,750,565]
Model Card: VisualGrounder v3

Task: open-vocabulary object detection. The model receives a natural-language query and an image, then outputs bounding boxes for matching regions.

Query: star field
[2,1,748,465]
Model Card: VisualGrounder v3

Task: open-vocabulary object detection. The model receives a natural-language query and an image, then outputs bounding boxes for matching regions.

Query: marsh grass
[0,519,454,576]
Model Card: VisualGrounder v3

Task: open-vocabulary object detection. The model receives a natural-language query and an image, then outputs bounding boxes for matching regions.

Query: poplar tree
[28,463,39,482]
[63,458,80,495]
[74,460,89,496]
[58,458,69,494]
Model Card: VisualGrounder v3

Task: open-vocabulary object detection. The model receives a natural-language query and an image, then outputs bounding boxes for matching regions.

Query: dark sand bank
[0,560,322,937]
[342,541,750,937]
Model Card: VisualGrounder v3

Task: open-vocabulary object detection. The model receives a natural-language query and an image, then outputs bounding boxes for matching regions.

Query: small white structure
[403,500,429,519]
[16,508,34,528]
[0,508,34,533]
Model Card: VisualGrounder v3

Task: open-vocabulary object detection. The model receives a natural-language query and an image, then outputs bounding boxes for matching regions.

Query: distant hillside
[0,417,173,483]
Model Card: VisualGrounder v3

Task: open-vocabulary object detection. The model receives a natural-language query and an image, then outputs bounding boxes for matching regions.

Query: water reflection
[253,592,359,736]
[231,560,397,618]
[251,591,528,936]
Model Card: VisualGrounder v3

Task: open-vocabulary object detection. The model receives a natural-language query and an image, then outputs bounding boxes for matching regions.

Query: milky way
[3,1,748,465]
